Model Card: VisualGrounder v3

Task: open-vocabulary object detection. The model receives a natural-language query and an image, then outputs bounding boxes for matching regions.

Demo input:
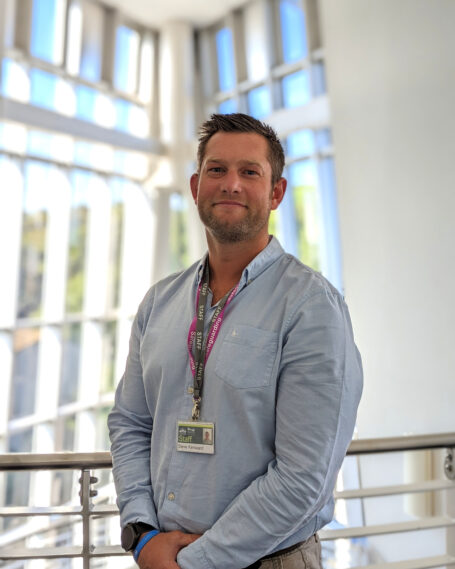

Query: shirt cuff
[177,540,211,569]
[118,495,159,529]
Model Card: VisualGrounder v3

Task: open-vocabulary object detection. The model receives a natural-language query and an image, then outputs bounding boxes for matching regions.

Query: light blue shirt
[108,237,363,569]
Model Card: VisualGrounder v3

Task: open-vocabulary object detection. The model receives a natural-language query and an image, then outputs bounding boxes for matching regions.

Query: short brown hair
[197,113,285,186]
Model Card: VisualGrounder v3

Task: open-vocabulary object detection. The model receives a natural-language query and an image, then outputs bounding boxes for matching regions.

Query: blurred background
[0,0,454,568]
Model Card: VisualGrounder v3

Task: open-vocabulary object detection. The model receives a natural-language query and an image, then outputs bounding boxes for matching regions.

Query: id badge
[176,421,215,454]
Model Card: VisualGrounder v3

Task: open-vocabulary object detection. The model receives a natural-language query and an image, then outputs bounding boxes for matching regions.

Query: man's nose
[221,170,242,192]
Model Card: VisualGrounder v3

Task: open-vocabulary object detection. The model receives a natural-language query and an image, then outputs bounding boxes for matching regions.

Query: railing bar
[349,554,455,569]
[335,479,455,500]
[0,506,83,516]
[0,433,454,470]
[91,504,119,514]
[347,432,455,455]
[319,515,455,540]
[0,546,131,560]
[0,546,83,560]
[89,545,129,557]
[0,452,112,471]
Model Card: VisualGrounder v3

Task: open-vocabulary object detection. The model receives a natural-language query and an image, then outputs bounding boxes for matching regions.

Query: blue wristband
[133,530,159,562]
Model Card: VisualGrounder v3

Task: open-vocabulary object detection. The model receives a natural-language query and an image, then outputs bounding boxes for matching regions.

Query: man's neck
[206,232,270,304]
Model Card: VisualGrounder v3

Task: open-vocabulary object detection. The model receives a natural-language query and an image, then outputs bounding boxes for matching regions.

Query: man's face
[190,132,286,244]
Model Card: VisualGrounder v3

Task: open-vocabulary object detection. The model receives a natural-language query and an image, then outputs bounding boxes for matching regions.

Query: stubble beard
[198,202,271,244]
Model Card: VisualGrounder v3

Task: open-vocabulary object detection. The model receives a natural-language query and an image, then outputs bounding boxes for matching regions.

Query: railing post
[445,448,455,558]
[79,468,98,569]
[444,448,455,481]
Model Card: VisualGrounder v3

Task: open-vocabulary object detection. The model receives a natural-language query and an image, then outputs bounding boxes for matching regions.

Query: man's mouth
[213,201,247,207]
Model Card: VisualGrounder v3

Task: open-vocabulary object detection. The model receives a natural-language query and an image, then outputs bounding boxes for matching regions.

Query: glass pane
[318,155,343,292]
[10,329,40,419]
[18,163,51,319]
[5,429,33,528]
[139,33,154,102]
[62,414,76,449]
[30,68,75,116]
[76,84,96,121]
[114,26,140,94]
[115,99,149,137]
[59,323,81,405]
[76,87,116,128]
[268,209,280,239]
[280,0,308,63]
[282,70,311,108]
[1,58,30,102]
[52,469,76,506]
[128,104,149,138]
[219,99,237,114]
[244,1,269,82]
[66,0,82,75]
[113,150,149,179]
[216,27,236,92]
[106,182,124,311]
[79,1,103,82]
[74,141,114,171]
[289,160,321,269]
[115,98,130,132]
[30,68,58,111]
[52,414,77,504]
[315,128,332,151]
[287,130,315,158]
[28,130,74,163]
[312,61,327,96]
[169,192,189,272]
[65,171,90,313]
[95,406,112,450]
[0,121,27,154]
[100,322,117,394]
[247,85,272,119]
[30,0,65,64]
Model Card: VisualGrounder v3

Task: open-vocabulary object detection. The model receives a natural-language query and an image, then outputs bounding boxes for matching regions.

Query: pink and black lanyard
[187,260,239,420]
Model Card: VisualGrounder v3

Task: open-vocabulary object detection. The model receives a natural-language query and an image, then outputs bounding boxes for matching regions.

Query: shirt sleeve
[107,289,160,529]
[177,288,363,569]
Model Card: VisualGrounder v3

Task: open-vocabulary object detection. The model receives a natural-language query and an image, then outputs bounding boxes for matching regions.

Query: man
[108,113,363,569]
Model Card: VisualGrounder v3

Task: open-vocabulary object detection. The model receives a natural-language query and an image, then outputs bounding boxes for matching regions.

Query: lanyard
[187,260,239,420]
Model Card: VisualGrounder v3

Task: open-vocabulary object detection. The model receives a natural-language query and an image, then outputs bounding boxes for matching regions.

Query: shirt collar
[196,236,284,289]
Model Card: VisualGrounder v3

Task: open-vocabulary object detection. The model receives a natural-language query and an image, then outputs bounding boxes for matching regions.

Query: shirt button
[167,492,175,501]
[187,386,194,394]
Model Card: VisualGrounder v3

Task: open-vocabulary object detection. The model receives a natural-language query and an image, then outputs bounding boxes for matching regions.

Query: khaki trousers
[255,534,323,569]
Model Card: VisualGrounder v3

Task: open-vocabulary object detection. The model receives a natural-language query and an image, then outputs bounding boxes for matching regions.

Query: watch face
[121,525,136,551]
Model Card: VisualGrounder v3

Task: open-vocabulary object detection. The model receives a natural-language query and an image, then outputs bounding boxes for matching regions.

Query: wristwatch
[121,522,156,551]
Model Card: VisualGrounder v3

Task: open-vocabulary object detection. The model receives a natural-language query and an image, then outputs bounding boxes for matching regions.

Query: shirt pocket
[214,324,278,389]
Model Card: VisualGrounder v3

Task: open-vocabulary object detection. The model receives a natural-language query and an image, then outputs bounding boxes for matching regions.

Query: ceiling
[103,0,251,28]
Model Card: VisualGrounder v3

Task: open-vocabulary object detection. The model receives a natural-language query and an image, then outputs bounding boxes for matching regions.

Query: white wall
[320,0,455,438]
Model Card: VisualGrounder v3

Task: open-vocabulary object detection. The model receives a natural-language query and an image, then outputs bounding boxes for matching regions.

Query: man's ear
[271,177,287,210]
[190,173,199,203]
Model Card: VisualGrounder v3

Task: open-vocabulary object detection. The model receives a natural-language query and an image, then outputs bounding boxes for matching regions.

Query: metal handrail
[0,432,454,569]
[0,432,454,470]
[347,431,455,455]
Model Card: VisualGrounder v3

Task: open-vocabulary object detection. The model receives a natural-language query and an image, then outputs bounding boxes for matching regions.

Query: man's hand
[136,530,201,569]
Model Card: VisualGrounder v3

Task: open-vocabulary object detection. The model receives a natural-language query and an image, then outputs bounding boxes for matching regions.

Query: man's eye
[208,167,223,173]
[244,169,258,176]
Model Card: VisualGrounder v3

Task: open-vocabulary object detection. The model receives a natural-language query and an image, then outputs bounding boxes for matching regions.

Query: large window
[215,27,236,92]
[30,0,66,65]
[279,0,308,62]
[200,0,341,290]
[0,0,162,551]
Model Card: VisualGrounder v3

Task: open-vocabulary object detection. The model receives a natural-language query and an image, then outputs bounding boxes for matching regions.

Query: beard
[198,202,271,243]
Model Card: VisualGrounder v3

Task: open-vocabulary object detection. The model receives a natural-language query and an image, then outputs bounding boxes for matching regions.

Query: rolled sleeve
[108,290,160,528]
